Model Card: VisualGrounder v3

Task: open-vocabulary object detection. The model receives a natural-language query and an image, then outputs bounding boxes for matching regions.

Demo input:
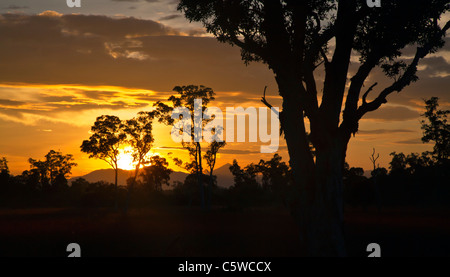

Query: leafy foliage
[140,155,173,192]
[27,150,77,189]
[421,97,450,161]
[0,157,9,175]
[81,115,126,170]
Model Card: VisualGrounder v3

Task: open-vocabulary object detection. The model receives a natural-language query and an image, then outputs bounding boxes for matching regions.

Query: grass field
[0,207,449,257]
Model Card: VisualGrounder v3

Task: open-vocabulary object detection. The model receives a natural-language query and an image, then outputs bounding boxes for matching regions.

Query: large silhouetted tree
[81,115,126,210]
[154,85,216,209]
[178,0,450,256]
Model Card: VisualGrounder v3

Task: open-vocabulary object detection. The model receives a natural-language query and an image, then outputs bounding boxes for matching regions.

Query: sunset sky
[0,0,449,177]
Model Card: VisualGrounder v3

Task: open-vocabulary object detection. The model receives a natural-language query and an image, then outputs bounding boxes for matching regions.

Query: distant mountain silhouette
[212,163,234,188]
[69,163,235,188]
[69,168,136,187]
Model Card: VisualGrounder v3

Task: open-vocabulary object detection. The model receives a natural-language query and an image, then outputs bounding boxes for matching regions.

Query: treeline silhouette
[343,155,450,210]
[0,97,448,210]
[1,151,449,210]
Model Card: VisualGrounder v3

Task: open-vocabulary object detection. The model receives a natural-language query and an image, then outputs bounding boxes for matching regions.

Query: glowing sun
[117,151,136,171]
[116,147,162,171]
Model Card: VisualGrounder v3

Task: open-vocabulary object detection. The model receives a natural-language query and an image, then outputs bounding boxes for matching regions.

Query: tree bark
[197,142,205,209]
[279,78,346,256]
[125,164,140,214]
[114,167,118,211]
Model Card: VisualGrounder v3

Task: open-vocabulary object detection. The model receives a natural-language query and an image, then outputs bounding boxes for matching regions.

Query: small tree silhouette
[123,111,156,211]
[140,155,173,192]
[369,148,382,212]
[81,115,126,210]
[421,97,450,162]
[28,150,77,191]
[154,85,216,209]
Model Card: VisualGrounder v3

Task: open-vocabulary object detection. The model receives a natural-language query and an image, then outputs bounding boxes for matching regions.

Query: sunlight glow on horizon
[116,146,163,171]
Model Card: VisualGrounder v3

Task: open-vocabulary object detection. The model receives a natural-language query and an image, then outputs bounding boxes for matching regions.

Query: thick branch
[290,2,307,67]
[228,33,266,61]
[319,48,330,67]
[357,48,425,119]
[303,71,320,119]
[262,0,294,69]
[357,20,450,119]
[319,0,358,130]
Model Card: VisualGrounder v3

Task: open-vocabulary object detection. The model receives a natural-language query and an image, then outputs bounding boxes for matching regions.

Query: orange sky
[0,2,449,176]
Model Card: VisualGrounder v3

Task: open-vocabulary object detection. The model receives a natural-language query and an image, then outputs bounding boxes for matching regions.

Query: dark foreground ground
[0,206,449,257]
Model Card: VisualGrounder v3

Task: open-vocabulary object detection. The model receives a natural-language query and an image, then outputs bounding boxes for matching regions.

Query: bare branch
[362,83,378,105]
[357,20,450,120]
[313,60,324,70]
[369,148,380,171]
[260,86,280,117]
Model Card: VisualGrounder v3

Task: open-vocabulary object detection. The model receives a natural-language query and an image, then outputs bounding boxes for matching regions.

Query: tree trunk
[114,167,118,211]
[281,94,346,256]
[207,171,213,210]
[197,142,205,209]
[207,154,217,211]
[125,165,140,214]
[310,144,346,257]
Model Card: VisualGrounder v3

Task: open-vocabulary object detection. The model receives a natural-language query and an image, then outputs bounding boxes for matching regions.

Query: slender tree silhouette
[205,140,226,210]
[154,85,216,209]
[123,111,156,212]
[81,115,126,210]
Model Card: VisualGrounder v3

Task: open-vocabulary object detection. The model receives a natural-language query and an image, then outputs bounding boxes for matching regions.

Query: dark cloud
[420,56,450,76]
[362,106,420,122]
[0,99,26,106]
[2,5,28,10]
[60,13,179,39]
[394,138,427,145]
[38,95,79,103]
[0,12,447,118]
[48,102,148,111]
[358,129,415,135]
[0,107,25,119]
[0,12,276,95]
[158,14,182,21]
[76,90,119,100]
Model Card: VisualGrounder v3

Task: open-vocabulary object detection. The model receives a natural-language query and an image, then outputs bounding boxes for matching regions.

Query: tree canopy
[421,97,450,161]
